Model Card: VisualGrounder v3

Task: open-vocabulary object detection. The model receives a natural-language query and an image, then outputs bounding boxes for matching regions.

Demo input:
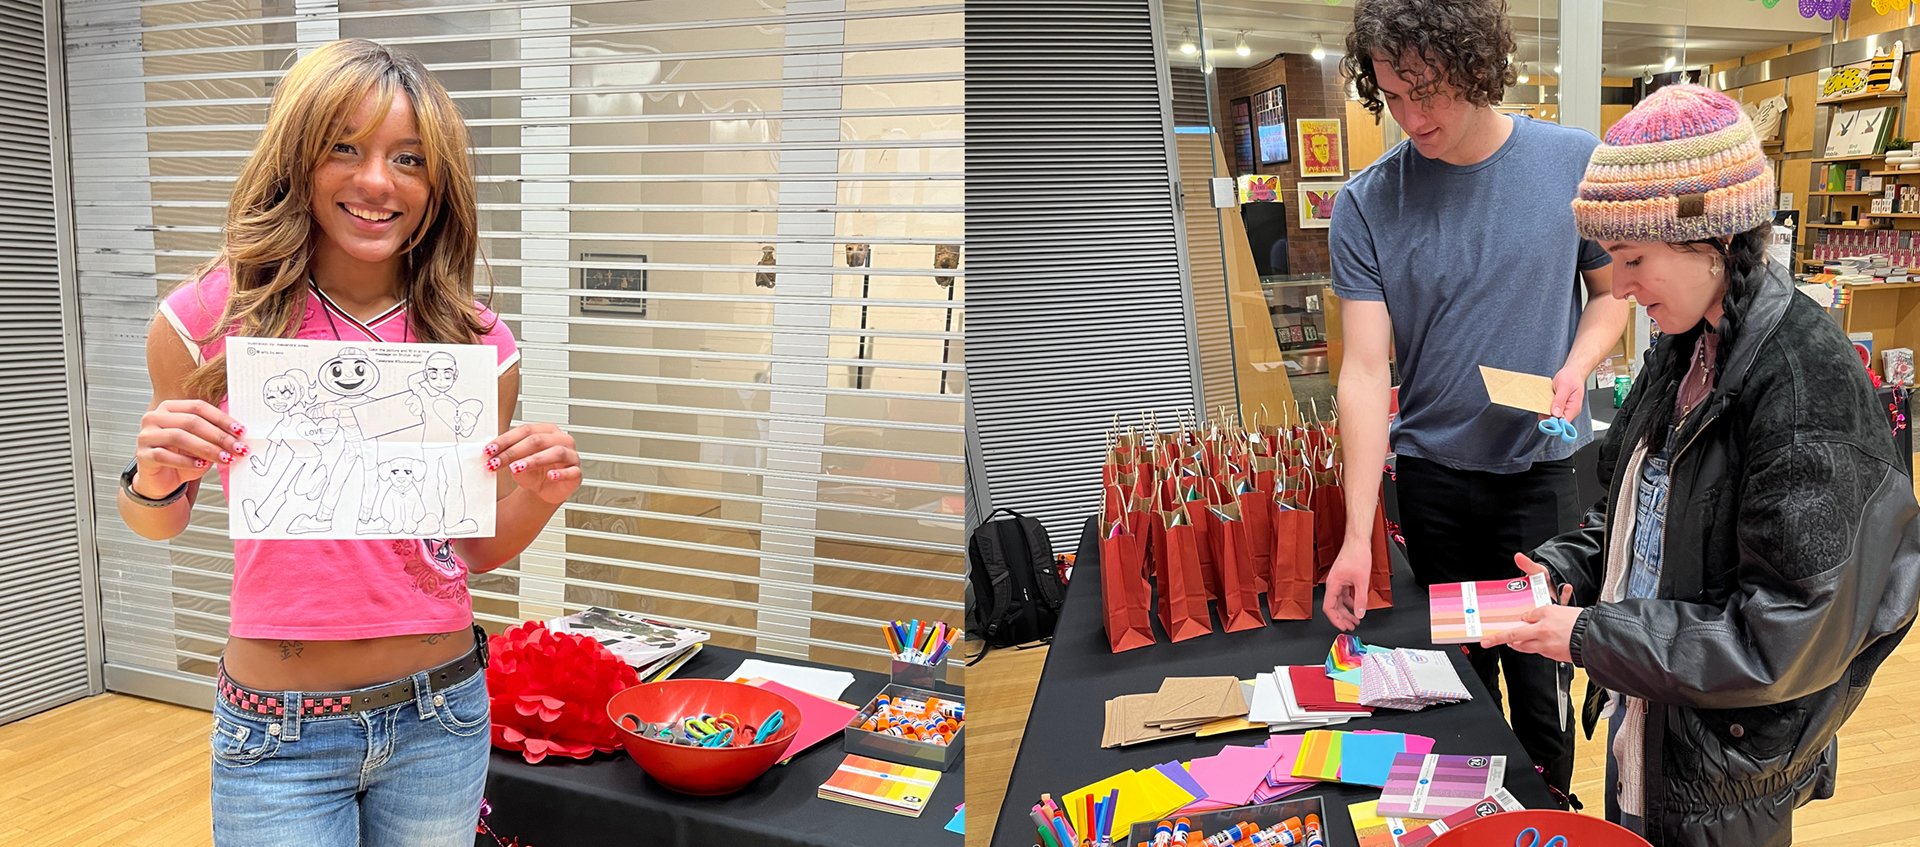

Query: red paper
[745,678,859,763]
[1287,665,1374,714]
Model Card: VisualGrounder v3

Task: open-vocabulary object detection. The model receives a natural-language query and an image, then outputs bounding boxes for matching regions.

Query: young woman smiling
[117,40,581,846]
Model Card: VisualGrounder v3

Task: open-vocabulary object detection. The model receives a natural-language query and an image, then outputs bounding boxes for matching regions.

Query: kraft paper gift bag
[1098,513,1158,653]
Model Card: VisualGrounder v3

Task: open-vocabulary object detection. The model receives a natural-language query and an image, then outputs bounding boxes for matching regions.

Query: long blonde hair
[182,38,489,401]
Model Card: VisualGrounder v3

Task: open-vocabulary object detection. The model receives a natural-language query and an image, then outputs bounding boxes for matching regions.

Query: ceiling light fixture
[1664,55,1677,70]
[1554,64,1562,74]
[1180,28,1196,55]
[1236,31,1250,58]
[1517,64,1530,85]
[1310,33,1326,61]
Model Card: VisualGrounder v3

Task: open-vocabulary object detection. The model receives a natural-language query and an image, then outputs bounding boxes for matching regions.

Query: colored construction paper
[1288,666,1373,714]
[1131,765,1201,819]
[1261,734,1307,784]
[1349,800,1434,847]
[1338,732,1407,787]
[1187,744,1289,807]
[1154,761,1208,802]
[945,805,964,834]
[745,679,858,765]
[1064,770,1150,842]
[1291,730,1344,781]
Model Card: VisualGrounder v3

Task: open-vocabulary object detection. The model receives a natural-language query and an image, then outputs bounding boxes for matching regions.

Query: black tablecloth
[988,519,1557,847]
[480,644,965,847]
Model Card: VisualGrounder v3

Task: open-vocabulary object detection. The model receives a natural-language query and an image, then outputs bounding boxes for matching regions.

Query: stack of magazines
[550,607,710,682]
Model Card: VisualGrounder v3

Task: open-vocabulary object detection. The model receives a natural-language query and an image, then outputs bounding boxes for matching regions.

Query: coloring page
[227,338,497,540]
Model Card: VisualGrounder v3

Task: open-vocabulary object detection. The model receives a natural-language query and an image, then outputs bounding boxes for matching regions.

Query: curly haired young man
[1317,0,1630,804]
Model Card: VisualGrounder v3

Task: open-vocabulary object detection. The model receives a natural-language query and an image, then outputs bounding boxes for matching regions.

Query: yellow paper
[1478,365,1556,416]
[1195,715,1267,737]
[1332,678,1361,704]
[1130,766,1200,822]
[1064,769,1145,841]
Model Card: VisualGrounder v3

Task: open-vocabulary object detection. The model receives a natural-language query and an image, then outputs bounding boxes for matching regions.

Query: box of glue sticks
[843,684,965,772]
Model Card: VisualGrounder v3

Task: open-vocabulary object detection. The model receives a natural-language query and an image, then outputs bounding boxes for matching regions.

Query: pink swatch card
[1428,572,1551,644]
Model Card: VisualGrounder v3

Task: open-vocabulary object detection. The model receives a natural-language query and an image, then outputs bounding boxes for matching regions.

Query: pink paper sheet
[1183,744,1291,809]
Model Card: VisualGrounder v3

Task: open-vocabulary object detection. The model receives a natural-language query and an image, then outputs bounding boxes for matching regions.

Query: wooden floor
[0,693,213,845]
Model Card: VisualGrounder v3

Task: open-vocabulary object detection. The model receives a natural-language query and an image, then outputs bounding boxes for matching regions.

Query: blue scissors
[1516,827,1568,847]
[1538,416,1578,442]
[752,709,785,744]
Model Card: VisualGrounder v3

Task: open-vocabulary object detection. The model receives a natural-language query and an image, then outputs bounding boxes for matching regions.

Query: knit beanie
[1572,84,1775,243]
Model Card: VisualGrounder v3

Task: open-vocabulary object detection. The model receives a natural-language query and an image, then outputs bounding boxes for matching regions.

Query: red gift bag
[1179,485,1221,603]
[1098,516,1157,652]
[1310,459,1346,582]
[1367,491,1395,610]
[1153,509,1214,642]
[1209,502,1268,632]
[1268,477,1317,621]
[1234,474,1274,598]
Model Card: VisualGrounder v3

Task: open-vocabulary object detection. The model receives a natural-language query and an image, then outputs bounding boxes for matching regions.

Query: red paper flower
[487,621,640,764]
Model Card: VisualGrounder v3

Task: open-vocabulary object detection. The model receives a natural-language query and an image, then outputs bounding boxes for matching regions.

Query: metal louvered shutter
[66,0,963,706]
[0,0,102,726]
[966,0,1199,551]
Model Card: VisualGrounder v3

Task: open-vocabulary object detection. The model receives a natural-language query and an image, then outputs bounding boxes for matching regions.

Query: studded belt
[217,624,489,719]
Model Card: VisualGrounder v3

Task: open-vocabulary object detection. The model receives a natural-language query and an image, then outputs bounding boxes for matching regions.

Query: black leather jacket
[1530,264,1920,847]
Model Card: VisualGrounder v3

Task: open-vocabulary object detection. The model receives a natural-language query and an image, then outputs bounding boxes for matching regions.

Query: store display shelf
[1813,191,1876,195]
[1805,222,1890,229]
[1869,170,1920,176]
[1817,91,1910,106]
[1814,154,1889,163]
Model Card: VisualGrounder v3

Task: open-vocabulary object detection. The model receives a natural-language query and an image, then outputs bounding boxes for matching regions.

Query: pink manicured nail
[194,459,209,469]
[547,469,562,481]
[230,423,245,435]
[219,451,234,464]
[232,443,250,458]
[483,443,499,457]
[511,460,528,474]
[485,457,500,472]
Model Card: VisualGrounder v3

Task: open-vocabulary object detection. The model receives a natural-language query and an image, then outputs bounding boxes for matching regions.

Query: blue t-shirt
[1330,115,1611,473]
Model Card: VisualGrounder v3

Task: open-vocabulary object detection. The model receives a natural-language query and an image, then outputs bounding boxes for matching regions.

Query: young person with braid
[1485,84,1920,846]
[117,40,581,846]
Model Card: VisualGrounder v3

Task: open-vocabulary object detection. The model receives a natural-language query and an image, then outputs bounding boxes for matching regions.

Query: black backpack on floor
[965,508,1068,658]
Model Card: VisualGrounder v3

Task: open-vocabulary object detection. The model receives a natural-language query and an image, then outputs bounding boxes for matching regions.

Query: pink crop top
[159,266,521,640]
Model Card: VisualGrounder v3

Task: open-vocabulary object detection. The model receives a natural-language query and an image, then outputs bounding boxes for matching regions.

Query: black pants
[1396,454,1581,801]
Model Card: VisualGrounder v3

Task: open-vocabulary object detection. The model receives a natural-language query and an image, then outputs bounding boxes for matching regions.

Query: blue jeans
[209,666,490,846]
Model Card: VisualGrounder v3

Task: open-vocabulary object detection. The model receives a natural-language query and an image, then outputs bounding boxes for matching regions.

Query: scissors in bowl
[1516,827,1568,847]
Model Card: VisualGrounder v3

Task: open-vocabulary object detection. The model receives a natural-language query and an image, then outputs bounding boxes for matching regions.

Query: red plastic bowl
[605,680,802,796]
[1429,809,1652,847]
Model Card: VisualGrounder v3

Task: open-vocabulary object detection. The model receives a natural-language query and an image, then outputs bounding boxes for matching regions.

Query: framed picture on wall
[1297,180,1346,230]
[1253,85,1289,165]
[579,252,648,316]
[1231,97,1256,175]
[1296,119,1345,177]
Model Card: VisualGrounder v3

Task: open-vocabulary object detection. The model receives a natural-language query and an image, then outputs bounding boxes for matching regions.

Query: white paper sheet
[725,658,856,702]
[227,338,497,540]
[1247,672,1289,723]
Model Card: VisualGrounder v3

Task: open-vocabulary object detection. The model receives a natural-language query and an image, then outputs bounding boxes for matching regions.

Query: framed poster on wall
[1231,97,1256,176]
[1296,119,1345,177]
[1253,85,1289,165]
[1298,181,1345,229]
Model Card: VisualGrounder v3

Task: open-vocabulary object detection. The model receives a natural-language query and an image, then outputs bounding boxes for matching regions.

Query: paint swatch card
[227,338,497,539]
[1375,754,1507,818]
[1427,572,1551,644]
[817,754,941,817]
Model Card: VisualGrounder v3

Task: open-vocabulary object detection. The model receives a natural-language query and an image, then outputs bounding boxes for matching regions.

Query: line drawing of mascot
[376,456,431,535]
[296,347,384,534]
[403,351,484,536]
[241,370,335,533]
